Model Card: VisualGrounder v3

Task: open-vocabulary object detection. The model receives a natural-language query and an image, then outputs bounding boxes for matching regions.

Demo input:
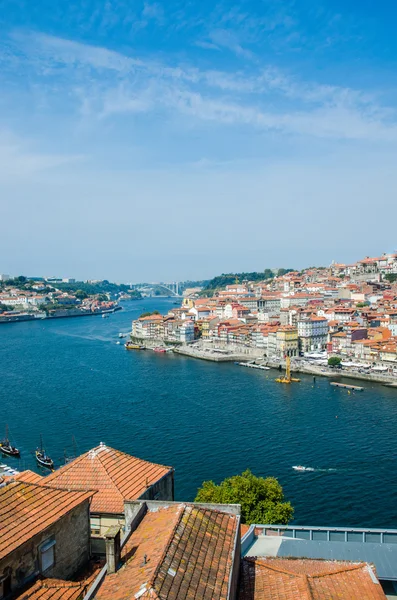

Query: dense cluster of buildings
[131,252,397,368]
[0,282,118,321]
[1,443,395,599]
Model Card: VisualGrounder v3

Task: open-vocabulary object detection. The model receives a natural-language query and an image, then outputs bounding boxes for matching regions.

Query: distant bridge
[134,282,182,297]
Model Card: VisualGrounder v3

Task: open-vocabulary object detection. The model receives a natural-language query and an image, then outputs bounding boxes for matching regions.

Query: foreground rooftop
[242,524,397,582]
[238,557,386,599]
[95,501,240,600]
[43,442,173,514]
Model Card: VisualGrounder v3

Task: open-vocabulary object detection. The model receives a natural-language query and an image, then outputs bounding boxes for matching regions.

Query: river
[1,297,397,527]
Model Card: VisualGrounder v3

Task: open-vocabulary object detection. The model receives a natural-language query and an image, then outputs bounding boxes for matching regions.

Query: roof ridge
[93,443,173,471]
[252,558,368,580]
[310,563,365,578]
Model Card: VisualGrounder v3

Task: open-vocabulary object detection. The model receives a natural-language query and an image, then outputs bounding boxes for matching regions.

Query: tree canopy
[384,273,397,284]
[195,469,293,525]
[328,356,342,367]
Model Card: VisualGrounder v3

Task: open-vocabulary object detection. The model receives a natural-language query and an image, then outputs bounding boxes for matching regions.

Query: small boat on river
[153,347,166,353]
[0,426,20,458]
[35,435,54,470]
[292,465,314,472]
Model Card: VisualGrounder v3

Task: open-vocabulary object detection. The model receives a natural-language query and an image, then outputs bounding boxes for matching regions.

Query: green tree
[75,289,88,299]
[195,469,293,525]
[328,356,342,367]
[385,273,397,284]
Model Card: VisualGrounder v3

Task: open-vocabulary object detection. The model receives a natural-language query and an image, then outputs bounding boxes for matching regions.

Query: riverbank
[172,342,397,386]
[264,358,397,387]
[175,346,252,362]
[0,306,122,324]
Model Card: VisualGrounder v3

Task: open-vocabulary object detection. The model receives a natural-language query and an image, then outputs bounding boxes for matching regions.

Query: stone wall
[0,500,91,595]
[139,470,174,502]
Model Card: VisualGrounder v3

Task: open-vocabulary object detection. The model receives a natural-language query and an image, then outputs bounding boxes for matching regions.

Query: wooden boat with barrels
[0,426,20,458]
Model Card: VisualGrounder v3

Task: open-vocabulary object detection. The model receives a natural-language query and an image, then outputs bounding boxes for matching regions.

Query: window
[39,538,56,573]
[90,517,101,535]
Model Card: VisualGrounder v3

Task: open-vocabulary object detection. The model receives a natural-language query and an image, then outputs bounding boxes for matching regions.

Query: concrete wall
[0,500,91,596]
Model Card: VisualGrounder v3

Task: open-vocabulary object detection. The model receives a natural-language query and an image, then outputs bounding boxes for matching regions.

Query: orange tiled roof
[14,579,87,600]
[43,443,173,514]
[97,504,238,600]
[6,469,44,484]
[238,557,386,599]
[0,482,94,560]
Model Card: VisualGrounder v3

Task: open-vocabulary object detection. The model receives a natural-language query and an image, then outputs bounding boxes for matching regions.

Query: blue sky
[1,0,397,282]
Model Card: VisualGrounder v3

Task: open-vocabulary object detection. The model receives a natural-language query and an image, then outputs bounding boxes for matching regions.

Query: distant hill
[201,269,295,296]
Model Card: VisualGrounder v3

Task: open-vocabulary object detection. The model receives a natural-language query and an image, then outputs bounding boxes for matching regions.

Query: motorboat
[292,465,314,472]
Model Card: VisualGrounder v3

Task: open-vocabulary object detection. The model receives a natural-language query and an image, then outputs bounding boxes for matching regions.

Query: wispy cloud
[3,31,397,144]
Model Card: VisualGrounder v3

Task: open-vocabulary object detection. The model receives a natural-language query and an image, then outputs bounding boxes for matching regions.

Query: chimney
[104,526,121,574]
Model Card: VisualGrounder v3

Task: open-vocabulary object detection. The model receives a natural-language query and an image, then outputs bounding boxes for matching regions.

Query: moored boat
[0,426,20,458]
[153,347,166,353]
[125,342,145,350]
[35,435,54,470]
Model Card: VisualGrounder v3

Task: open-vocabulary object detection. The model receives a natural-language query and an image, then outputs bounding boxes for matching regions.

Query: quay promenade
[173,341,397,386]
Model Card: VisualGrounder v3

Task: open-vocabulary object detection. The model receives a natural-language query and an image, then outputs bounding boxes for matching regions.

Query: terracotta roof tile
[97,504,238,600]
[43,443,173,514]
[14,579,87,600]
[238,557,386,599]
[5,470,44,484]
[0,482,94,560]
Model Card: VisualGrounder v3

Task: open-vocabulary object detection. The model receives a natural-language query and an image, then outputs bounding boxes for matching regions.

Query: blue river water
[1,297,397,527]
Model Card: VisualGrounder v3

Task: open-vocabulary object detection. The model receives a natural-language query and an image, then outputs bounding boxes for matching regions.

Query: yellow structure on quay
[276,356,300,384]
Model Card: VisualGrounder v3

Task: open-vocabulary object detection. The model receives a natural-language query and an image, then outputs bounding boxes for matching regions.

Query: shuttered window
[40,538,56,573]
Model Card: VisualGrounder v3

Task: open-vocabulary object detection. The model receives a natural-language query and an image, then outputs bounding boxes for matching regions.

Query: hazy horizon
[1,0,397,281]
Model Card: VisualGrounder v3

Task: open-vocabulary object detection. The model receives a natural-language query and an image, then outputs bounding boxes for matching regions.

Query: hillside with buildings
[130,252,397,374]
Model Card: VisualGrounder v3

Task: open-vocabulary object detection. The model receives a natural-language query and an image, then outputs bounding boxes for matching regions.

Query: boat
[102,313,109,319]
[292,466,314,472]
[153,347,166,353]
[0,426,20,458]
[125,342,145,350]
[35,435,54,470]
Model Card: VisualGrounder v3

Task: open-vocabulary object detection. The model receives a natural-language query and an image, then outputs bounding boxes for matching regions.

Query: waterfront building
[42,443,174,545]
[0,480,94,598]
[132,313,165,338]
[276,325,299,357]
[297,316,329,352]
